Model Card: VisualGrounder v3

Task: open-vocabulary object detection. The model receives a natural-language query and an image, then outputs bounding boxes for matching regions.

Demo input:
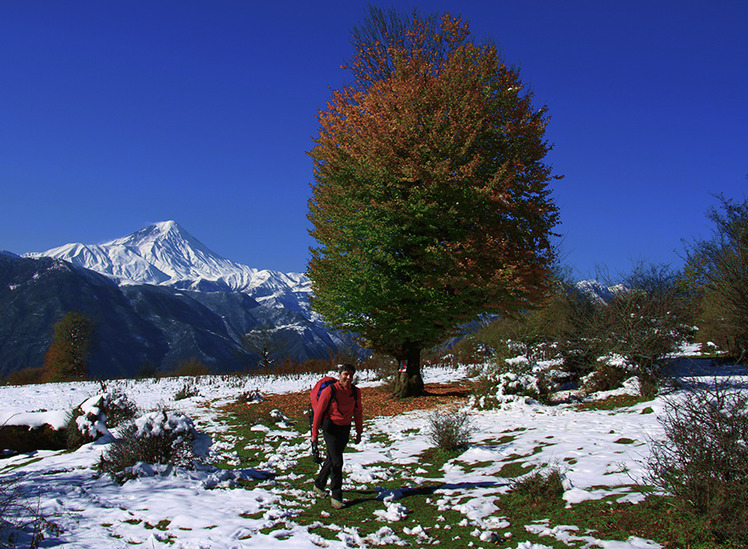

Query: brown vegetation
[222,381,471,422]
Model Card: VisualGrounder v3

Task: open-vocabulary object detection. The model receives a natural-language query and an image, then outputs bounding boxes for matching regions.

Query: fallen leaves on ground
[222,382,472,422]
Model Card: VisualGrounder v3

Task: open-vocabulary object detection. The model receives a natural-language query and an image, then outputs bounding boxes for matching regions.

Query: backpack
[309,376,337,427]
[308,375,359,427]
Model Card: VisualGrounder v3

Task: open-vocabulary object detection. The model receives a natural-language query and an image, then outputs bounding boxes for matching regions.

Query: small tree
[241,324,285,371]
[683,193,748,362]
[42,312,94,382]
[552,264,693,395]
[308,7,559,397]
[596,264,694,388]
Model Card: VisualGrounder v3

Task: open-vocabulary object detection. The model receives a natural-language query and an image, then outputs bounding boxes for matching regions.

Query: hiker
[311,363,363,509]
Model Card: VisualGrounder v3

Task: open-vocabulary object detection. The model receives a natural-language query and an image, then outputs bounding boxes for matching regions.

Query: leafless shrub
[0,477,54,548]
[645,378,748,544]
[509,464,565,503]
[66,390,139,450]
[427,408,473,451]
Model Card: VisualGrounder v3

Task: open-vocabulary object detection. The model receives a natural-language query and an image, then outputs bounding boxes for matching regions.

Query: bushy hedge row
[459,262,696,401]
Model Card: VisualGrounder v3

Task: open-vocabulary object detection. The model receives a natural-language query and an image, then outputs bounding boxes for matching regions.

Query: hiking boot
[331,497,345,509]
[312,485,326,497]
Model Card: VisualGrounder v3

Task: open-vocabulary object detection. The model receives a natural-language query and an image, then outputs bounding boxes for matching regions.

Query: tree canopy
[307,8,560,396]
[683,193,748,361]
[42,311,94,382]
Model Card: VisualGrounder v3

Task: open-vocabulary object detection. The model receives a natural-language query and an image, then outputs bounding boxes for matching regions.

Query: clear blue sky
[2,1,746,279]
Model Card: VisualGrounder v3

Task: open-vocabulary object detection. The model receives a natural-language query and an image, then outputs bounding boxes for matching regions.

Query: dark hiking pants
[315,418,351,501]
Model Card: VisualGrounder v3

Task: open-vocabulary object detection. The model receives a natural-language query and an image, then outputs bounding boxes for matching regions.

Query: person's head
[338,363,355,387]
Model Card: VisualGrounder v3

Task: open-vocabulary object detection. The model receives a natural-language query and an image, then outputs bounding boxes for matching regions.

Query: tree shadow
[345,480,507,507]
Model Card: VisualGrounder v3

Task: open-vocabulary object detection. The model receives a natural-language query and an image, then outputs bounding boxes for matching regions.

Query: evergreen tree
[308,8,559,396]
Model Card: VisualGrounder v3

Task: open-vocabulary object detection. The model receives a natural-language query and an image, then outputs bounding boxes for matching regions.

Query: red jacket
[312,381,363,438]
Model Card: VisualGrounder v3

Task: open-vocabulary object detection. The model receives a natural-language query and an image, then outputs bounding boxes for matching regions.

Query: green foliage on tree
[42,312,94,382]
[307,7,559,397]
[683,193,748,362]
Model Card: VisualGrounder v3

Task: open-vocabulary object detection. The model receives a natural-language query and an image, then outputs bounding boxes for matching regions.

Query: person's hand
[355,432,362,444]
[311,435,318,444]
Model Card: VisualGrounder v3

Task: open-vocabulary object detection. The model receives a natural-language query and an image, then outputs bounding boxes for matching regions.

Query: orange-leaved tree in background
[42,311,94,382]
[308,7,560,397]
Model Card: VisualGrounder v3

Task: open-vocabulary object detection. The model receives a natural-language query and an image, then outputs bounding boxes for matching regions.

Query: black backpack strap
[321,383,336,419]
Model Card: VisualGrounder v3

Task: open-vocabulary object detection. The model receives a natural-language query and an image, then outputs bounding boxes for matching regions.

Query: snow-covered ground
[1,361,746,548]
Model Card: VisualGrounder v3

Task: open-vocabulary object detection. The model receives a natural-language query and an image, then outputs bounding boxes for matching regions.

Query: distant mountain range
[1,222,351,378]
[25,221,313,312]
[1,221,620,379]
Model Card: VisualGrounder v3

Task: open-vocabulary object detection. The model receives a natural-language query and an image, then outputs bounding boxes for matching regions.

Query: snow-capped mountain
[3,223,356,377]
[26,221,312,313]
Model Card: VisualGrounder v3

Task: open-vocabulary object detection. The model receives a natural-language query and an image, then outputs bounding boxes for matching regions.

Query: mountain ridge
[2,223,350,378]
[25,221,313,314]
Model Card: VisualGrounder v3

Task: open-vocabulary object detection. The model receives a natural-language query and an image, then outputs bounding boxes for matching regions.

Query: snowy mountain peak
[24,222,313,313]
[107,221,214,255]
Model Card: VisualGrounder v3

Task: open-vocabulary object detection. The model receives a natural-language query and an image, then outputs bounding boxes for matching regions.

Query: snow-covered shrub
[580,356,635,394]
[427,408,473,451]
[174,382,199,400]
[99,410,197,481]
[236,389,263,404]
[102,389,139,426]
[646,380,748,544]
[471,356,557,409]
[66,391,138,450]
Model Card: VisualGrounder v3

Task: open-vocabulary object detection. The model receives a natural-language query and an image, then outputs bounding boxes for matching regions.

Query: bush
[581,361,633,394]
[645,379,748,544]
[508,464,565,504]
[471,355,557,408]
[0,477,52,548]
[563,263,694,395]
[598,266,693,375]
[427,408,473,451]
[174,383,199,401]
[66,391,139,450]
[0,424,66,453]
[99,410,197,481]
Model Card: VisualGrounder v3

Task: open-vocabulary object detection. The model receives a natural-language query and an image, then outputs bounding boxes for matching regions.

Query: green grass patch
[487,433,517,445]
[496,470,745,549]
[498,461,535,478]
[144,519,171,531]
[414,447,464,476]
[576,393,652,411]
[213,393,748,548]
[613,437,636,445]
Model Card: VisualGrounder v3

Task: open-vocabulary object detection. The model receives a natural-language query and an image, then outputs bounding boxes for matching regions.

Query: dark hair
[339,363,356,374]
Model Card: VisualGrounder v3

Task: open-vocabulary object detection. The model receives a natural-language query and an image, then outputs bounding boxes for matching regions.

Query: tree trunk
[392,343,425,398]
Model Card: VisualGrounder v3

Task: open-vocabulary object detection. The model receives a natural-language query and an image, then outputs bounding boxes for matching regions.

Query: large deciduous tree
[307,8,559,397]
[42,311,94,382]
